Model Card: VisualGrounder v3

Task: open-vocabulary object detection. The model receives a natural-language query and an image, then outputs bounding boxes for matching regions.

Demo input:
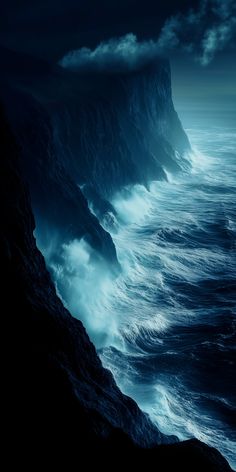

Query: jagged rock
[0,48,233,470]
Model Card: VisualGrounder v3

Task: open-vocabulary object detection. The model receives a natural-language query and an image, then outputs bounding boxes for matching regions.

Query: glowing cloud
[59,33,161,73]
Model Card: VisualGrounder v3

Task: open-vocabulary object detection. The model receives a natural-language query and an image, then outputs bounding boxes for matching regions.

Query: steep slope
[49,60,191,198]
[2,85,119,267]
[1,47,191,275]
[1,102,233,470]
[0,103,170,446]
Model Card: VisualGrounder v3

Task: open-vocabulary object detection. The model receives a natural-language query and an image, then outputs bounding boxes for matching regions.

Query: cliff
[0,47,233,470]
[1,103,168,445]
[1,103,233,470]
[1,47,190,266]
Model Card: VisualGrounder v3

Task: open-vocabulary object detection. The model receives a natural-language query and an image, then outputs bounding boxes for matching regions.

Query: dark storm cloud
[59,0,236,73]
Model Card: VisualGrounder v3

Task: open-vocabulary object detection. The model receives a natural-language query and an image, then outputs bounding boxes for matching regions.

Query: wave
[20,52,234,468]
[2,44,235,468]
[39,120,236,468]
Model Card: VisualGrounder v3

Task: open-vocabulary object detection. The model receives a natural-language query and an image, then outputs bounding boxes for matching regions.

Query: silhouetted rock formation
[0,47,233,470]
[1,102,232,471]
[1,47,190,268]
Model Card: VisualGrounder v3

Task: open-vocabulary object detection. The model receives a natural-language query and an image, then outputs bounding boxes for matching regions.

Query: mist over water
[37,110,236,468]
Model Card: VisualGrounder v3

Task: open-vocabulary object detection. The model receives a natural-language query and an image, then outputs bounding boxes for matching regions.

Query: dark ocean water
[43,109,236,467]
[99,110,236,468]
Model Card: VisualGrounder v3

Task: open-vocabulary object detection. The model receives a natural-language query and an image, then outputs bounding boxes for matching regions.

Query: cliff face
[1,85,119,269]
[0,48,233,470]
[49,61,191,198]
[1,104,233,471]
[1,48,190,268]
[0,104,169,447]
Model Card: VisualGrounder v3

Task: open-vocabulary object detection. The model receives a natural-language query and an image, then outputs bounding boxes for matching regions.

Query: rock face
[0,104,167,446]
[1,104,233,471]
[0,47,233,470]
[1,104,233,470]
[1,47,190,270]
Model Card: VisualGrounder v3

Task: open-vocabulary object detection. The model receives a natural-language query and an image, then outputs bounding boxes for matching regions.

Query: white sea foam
[111,185,153,224]
[37,117,236,469]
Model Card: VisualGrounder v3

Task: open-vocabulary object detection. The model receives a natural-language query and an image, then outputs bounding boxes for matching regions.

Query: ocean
[42,107,236,468]
[99,108,236,468]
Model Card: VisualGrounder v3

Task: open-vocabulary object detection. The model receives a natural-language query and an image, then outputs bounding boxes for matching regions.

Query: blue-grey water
[42,109,236,468]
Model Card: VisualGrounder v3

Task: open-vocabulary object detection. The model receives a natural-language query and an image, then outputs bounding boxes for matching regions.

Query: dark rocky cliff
[1,47,190,269]
[1,103,167,446]
[1,104,233,471]
[0,47,233,469]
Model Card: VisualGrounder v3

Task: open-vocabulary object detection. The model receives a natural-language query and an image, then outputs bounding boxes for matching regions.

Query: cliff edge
[0,104,233,470]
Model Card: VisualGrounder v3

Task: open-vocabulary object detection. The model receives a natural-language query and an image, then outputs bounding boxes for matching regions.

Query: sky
[1,0,236,110]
